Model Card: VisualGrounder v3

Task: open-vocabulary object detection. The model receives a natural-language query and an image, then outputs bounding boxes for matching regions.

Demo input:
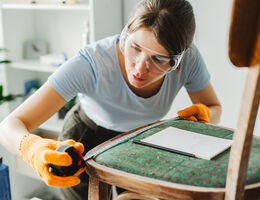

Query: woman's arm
[188,83,222,124]
[0,81,66,154]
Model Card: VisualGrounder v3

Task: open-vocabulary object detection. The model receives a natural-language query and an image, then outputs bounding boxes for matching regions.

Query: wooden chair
[86,0,260,199]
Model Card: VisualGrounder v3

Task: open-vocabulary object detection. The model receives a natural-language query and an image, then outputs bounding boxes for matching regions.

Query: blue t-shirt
[48,35,210,132]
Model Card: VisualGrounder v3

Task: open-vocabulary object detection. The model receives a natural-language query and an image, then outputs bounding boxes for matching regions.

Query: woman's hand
[19,134,86,187]
[177,104,210,123]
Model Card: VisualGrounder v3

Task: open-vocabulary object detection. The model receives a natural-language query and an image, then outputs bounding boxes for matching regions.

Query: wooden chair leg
[115,191,159,200]
[225,65,260,200]
[88,176,111,200]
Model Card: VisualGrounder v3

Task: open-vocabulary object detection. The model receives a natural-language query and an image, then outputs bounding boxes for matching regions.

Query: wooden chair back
[225,0,260,199]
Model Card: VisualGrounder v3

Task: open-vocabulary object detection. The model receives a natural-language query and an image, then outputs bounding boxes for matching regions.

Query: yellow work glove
[177,104,210,123]
[19,134,86,188]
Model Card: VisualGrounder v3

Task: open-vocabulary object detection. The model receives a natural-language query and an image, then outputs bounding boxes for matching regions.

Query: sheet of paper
[142,127,233,160]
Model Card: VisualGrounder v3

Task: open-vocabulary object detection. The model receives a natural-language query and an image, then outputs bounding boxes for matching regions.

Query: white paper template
[142,127,233,160]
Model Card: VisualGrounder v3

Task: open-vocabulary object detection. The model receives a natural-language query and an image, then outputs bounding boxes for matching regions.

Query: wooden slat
[225,65,260,200]
[115,191,159,200]
[228,0,260,67]
[244,184,260,200]
[88,177,111,200]
[87,155,260,200]
[87,159,225,200]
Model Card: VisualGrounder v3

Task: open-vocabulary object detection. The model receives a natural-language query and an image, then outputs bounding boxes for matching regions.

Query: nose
[135,53,148,75]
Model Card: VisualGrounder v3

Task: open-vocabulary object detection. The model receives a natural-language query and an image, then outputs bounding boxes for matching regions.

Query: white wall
[123,0,260,134]
[123,0,139,25]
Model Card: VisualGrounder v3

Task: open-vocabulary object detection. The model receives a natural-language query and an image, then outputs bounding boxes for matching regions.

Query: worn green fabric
[94,120,260,187]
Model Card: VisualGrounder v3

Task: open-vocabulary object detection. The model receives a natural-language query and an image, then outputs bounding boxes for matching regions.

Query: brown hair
[126,0,195,55]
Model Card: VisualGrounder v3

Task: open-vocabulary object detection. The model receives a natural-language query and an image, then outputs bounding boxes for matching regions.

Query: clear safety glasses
[120,31,184,74]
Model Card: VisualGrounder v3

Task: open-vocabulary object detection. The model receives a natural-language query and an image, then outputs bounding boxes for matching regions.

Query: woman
[0,0,221,199]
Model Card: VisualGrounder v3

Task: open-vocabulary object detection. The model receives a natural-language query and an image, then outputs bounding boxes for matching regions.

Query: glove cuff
[196,104,210,123]
[197,104,210,116]
[19,134,42,163]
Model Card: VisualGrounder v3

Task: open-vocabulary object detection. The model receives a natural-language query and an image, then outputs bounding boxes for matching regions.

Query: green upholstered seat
[94,120,260,188]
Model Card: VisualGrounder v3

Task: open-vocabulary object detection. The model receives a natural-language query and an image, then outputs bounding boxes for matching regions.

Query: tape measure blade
[84,129,141,161]
[84,117,179,161]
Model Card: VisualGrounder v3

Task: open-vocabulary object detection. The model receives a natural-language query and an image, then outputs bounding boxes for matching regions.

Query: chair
[85,0,260,199]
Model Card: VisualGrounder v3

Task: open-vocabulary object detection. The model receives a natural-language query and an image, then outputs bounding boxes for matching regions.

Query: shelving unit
[2,3,90,10]
[0,1,122,199]
[0,0,122,131]
[11,60,58,73]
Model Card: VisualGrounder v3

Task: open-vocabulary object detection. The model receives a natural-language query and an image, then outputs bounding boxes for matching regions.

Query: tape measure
[49,117,180,177]
[83,117,180,161]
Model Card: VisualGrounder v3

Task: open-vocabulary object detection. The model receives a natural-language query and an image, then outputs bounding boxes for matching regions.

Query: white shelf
[11,60,59,73]
[2,3,90,11]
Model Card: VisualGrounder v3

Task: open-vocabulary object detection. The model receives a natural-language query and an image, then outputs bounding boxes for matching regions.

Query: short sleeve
[48,49,97,101]
[184,46,210,92]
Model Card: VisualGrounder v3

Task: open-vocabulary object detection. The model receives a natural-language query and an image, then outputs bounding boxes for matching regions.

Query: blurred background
[0,0,259,199]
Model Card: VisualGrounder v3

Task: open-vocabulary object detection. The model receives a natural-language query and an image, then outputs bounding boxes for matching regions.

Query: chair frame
[86,67,260,198]
[86,53,260,200]
[225,65,260,199]
[86,0,260,198]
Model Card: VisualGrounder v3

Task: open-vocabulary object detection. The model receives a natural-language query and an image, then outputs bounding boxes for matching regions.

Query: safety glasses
[120,29,184,74]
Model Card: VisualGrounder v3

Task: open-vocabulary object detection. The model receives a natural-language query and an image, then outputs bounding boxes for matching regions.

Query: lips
[133,74,144,81]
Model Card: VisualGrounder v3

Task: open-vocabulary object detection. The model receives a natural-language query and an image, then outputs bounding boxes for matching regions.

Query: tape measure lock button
[49,144,86,176]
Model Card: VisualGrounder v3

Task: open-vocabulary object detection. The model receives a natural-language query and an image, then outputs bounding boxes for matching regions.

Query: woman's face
[123,28,171,89]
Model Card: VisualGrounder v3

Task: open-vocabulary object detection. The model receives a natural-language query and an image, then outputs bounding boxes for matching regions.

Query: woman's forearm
[208,105,222,124]
[0,82,67,155]
[0,116,30,155]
